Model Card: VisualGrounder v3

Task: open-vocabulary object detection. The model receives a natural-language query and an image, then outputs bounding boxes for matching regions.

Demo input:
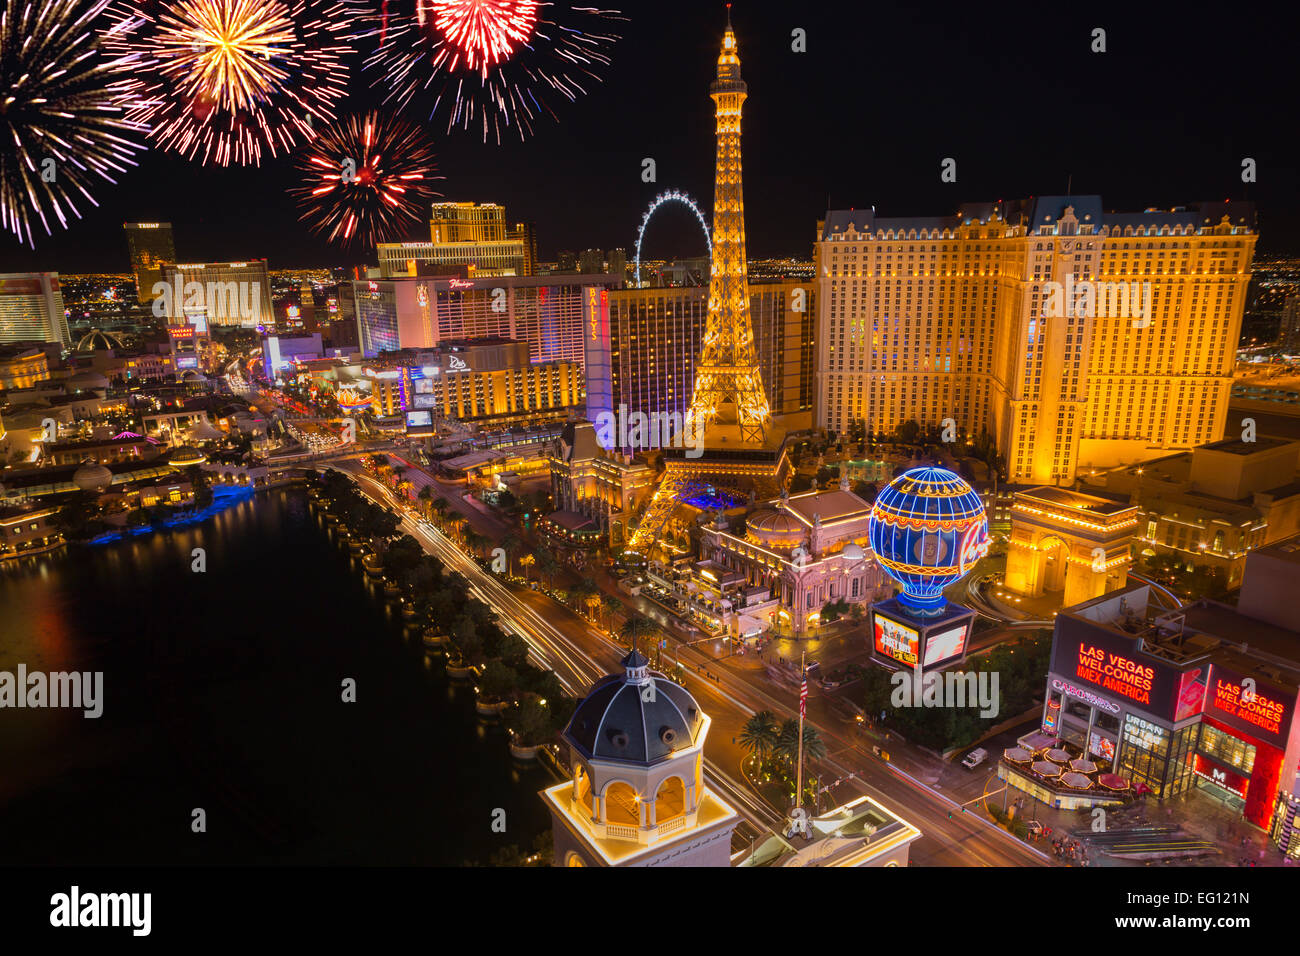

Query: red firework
[293,111,443,250]
[358,1,624,143]
[431,0,539,75]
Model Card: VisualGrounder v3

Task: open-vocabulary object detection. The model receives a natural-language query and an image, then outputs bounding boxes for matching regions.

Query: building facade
[377,201,535,278]
[589,281,816,446]
[0,345,51,389]
[351,273,618,364]
[697,482,889,636]
[361,338,582,422]
[1041,570,1300,839]
[0,274,70,347]
[1079,437,1300,587]
[548,420,655,548]
[157,261,273,328]
[816,198,1258,484]
[123,222,176,305]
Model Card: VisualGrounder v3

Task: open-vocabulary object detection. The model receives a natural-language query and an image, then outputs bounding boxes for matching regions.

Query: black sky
[4,0,1298,274]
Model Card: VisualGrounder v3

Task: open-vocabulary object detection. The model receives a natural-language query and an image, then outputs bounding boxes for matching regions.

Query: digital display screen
[176,356,198,369]
[873,613,919,667]
[405,411,433,428]
[412,393,437,409]
[923,624,968,668]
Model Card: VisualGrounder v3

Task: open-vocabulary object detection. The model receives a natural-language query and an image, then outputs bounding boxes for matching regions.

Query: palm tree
[599,594,622,636]
[464,529,486,557]
[417,484,433,518]
[535,550,560,589]
[619,615,660,664]
[739,710,781,766]
[570,578,597,615]
[430,497,449,526]
[776,719,827,764]
[519,552,536,583]
[499,534,525,577]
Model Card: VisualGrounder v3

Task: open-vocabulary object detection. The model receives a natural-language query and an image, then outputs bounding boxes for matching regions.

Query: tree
[498,533,522,574]
[478,661,519,703]
[452,615,483,663]
[851,480,879,503]
[519,552,536,583]
[599,594,622,635]
[776,719,827,764]
[739,711,781,764]
[505,696,553,747]
[619,614,659,651]
[535,550,560,589]
[417,484,433,518]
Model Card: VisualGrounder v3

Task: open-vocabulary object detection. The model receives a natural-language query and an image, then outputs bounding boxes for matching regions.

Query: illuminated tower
[690,4,770,445]
[626,7,787,557]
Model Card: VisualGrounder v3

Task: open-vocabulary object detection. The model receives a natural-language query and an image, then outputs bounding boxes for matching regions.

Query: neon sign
[1074,643,1155,706]
[1209,676,1286,739]
[1052,678,1122,715]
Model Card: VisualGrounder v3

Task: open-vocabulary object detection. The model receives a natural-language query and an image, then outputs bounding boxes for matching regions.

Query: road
[334,462,1047,866]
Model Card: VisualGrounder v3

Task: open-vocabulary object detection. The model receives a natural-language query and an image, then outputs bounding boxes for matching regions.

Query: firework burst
[0,0,147,247]
[359,1,624,143]
[101,0,357,166]
[293,110,443,249]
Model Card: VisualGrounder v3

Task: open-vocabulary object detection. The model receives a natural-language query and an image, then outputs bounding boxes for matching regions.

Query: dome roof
[74,329,124,352]
[181,369,207,383]
[72,461,113,493]
[841,543,865,562]
[168,445,207,467]
[564,648,704,765]
[746,507,806,548]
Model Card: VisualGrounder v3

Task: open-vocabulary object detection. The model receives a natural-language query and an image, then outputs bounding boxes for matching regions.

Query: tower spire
[691,5,769,445]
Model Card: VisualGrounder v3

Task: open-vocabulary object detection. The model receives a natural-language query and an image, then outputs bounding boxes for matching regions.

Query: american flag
[799,670,808,718]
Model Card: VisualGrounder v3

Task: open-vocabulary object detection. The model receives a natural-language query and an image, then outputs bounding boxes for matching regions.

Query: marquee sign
[1203,664,1293,751]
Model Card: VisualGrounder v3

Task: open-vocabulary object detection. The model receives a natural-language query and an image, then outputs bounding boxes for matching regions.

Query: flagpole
[796,649,805,819]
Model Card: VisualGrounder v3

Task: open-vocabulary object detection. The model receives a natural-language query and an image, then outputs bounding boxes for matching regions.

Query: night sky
[5,0,1298,274]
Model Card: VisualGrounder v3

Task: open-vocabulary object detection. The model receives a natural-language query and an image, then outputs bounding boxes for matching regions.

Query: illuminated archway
[634,190,711,286]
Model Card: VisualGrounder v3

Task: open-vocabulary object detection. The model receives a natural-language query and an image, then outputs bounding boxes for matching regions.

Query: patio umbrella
[1032,761,1062,777]
[1069,758,1098,774]
[1004,747,1032,763]
[1061,772,1093,789]
[1099,774,1130,791]
[1045,748,1071,763]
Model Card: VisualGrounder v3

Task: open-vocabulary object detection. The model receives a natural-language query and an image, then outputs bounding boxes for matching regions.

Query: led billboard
[873,613,919,667]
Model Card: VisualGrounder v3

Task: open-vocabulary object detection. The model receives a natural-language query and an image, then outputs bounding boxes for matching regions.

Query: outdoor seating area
[999,735,1132,811]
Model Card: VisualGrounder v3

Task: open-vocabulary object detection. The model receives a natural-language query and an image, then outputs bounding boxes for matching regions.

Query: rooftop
[783,488,871,526]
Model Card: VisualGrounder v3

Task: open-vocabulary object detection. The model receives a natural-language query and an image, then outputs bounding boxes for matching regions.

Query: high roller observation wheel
[634,190,712,287]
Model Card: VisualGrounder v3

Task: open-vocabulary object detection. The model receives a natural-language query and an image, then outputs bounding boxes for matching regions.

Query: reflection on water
[0,488,551,865]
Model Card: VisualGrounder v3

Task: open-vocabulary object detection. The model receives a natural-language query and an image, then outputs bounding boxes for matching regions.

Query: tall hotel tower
[627,9,790,555]
[816,198,1257,484]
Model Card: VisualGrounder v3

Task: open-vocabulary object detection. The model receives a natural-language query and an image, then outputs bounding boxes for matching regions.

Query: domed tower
[541,645,739,867]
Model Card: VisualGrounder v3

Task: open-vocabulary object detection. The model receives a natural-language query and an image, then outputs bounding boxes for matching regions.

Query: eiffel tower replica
[627,6,789,557]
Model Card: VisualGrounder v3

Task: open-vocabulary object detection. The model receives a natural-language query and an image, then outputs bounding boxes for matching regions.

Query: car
[961,748,988,769]
[1025,820,1044,836]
